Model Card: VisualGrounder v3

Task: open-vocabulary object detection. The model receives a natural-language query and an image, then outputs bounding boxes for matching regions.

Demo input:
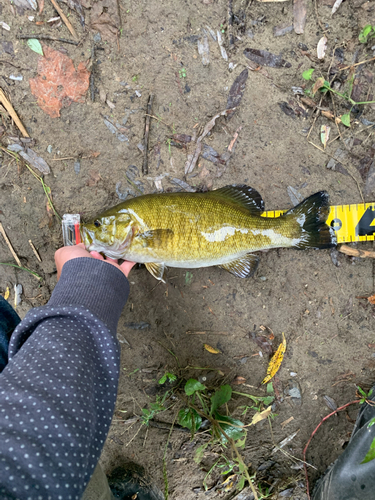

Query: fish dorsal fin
[219,253,259,278]
[208,185,265,214]
[145,262,167,282]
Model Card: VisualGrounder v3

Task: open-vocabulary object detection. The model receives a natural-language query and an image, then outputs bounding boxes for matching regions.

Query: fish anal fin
[219,254,259,278]
[209,185,265,214]
[145,262,167,282]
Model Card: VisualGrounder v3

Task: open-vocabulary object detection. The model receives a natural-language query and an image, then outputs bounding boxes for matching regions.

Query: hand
[55,243,136,280]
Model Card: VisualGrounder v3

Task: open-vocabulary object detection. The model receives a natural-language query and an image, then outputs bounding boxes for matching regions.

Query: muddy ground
[1,0,375,498]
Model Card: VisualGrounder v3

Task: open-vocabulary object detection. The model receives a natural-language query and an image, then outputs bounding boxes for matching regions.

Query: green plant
[178,68,187,78]
[359,24,375,44]
[159,372,177,384]
[302,69,375,128]
[141,391,172,426]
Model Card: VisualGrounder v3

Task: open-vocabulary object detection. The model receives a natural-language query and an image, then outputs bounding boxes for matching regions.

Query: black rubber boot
[108,462,165,500]
[312,387,375,500]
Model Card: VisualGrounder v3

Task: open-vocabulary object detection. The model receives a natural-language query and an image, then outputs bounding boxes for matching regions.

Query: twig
[186,330,228,335]
[227,0,234,49]
[0,88,29,138]
[228,126,242,152]
[303,400,360,499]
[143,94,154,176]
[306,96,323,140]
[17,34,78,45]
[0,223,21,267]
[49,0,79,41]
[0,262,42,280]
[90,43,96,102]
[0,59,31,70]
[339,56,375,72]
[145,114,172,129]
[314,0,326,34]
[29,240,42,262]
[339,244,375,259]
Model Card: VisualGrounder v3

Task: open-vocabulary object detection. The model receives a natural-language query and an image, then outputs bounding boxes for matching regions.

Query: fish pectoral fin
[209,185,265,214]
[145,262,167,282]
[138,229,174,248]
[219,254,259,278]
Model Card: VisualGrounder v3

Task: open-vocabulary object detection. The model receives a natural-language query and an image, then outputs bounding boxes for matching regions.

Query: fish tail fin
[284,191,336,249]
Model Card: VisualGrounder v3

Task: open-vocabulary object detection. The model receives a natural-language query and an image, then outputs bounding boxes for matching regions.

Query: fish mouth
[80,224,132,259]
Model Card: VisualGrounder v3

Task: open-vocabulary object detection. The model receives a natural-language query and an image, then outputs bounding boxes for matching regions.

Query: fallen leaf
[11,0,37,11]
[243,48,291,68]
[90,0,121,43]
[0,22,11,31]
[3,287,10,300]
[312,77,325,94]
[323,395,338,411]
[368,294,375,305]
[320,125,330,149]
[317,36,327,59]
[233,376,246,385]
[86,170,102,186]
[331,0,343,14]
[204,343,221,354]
[226,69,248,119]
[251,406,272,425]
[7,144,51,174]
[262,332,286,384]
[29,46,90,118]
[293,0,307,34]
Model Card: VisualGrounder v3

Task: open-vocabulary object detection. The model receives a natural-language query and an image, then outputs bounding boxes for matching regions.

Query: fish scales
[81,185,336,280]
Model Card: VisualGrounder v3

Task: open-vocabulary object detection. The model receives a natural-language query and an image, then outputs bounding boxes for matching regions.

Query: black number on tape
[356,207,375,236]
[331,218,342,231]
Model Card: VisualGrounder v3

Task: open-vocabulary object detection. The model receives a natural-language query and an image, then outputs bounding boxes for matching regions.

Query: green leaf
[341,113,351,127]
[215,413,246,443]
[267,382,274,394]
[302,68,314,80]
[184,378,206,396]
[27,39,44,56]
[358,386,367,398]
[359,24,373,43]
[178,407,202,432]
[158,374,167,384]
[158,372,177,384]
[361,436,375,464]
[210,385,232,414]
[368,417,375,428]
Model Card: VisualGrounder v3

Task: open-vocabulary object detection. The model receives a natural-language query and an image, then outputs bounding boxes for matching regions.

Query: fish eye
[94,220,101,228]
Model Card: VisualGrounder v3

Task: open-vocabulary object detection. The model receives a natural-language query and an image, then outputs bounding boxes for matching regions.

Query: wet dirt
[1,0,375,498]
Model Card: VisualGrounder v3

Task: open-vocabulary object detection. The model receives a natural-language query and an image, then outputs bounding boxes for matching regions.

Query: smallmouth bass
[81,185,336,281]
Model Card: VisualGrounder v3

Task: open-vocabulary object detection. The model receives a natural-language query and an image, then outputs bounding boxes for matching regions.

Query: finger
[120,260,136,277]
[104,256,119,264]
[90,251,104,260]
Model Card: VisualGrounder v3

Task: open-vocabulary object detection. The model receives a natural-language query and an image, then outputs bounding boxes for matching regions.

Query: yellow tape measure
[263,204,375,244]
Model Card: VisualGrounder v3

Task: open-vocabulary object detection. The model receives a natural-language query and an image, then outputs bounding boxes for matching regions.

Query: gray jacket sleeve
[0,257,130,500]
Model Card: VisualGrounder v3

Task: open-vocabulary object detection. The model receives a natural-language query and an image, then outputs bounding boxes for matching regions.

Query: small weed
[220,23,225,33]
[132,75,138,82]
[179,68,187,78]
[359,24,375,44]
[302,69,375,128]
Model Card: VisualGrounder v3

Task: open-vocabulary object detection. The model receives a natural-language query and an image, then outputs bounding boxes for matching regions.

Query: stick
[339,56,375,71]
[227,0,234,48]
[339,244,375,259]
[28,240,42,262]
[142,94,154,176]
[0,223,22,267]
[49,0,79,41]
[0,89,29,138]
[17,34,78,45]
[303,400,360,499]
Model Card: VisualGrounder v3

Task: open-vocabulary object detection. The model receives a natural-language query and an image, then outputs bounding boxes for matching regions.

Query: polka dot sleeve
[0,258,130,500]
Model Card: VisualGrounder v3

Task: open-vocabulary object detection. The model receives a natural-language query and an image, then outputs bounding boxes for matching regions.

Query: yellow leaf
[3,287,9,300]
[204,343,221,354]
[251,405,272,425]
[262,332,286,384]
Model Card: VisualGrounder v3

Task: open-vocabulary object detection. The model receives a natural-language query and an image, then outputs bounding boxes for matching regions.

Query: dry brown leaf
[204,343,221,354]
[251,406,272,424]
[90,0,121,43]
[293,0,308,34]
[262,333,286,384]
[3,287,10,300]
[86,170,102,186]
[29,46,90,118]
[312,77,325,94]
[368,294,375,304]
[233,376,246,385]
